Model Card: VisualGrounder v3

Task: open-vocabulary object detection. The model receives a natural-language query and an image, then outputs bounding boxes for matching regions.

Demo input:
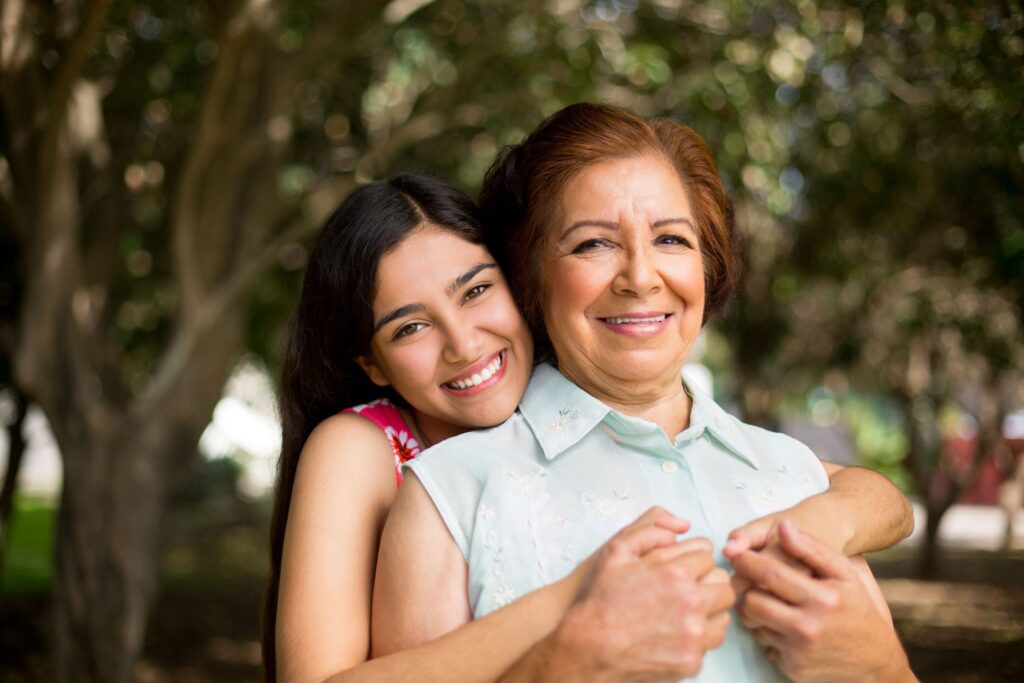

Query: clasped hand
[559,507,735,681]
[725,519,911,683]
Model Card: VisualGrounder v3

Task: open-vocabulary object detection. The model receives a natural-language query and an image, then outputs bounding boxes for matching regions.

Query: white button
[661,460,679,473]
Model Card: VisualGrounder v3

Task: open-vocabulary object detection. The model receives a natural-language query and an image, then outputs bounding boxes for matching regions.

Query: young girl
[263,173,912,682]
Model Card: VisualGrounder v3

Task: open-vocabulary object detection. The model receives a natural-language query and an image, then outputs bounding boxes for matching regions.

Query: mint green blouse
[407,363,829,681]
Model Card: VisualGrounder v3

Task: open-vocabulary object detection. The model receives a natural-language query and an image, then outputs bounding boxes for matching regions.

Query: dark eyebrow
[372,262,498,335]
[373,303,426,335]
[446,262,497,297]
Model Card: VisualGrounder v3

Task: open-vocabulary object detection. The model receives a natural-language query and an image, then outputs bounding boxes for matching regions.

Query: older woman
[373,104,914,681]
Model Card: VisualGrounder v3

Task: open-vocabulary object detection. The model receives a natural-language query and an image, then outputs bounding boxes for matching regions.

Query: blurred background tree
[0,0,1021,680]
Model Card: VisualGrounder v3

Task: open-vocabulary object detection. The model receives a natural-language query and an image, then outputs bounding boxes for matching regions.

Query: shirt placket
[674,431,731,559]
[630,430,713,549]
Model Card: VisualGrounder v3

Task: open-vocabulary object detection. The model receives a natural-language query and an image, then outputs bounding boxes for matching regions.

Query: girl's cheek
[390,342,436,381]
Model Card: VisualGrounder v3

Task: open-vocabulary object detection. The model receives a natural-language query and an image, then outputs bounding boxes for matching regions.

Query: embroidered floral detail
[797,473,813,491]
[546,407,580,434]
[555,515,572,529]
[383,426,421,465]
[484,531,505,577]
[477,503,496,521]
[491,584,518,610]
[582,492,627,520]
[526,517,546,578]
[501,464,547,497]
[561,544,575,562]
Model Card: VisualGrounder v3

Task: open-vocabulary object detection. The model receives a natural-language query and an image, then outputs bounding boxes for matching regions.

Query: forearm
[324,574,579,683]
[497,609,619,683]
[813,465,914,554]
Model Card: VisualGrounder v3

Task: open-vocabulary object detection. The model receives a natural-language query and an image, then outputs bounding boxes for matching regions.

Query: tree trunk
[52,429,166,683]
[48,317,242,683]
[917,501,946,579]
[0,387,28,561]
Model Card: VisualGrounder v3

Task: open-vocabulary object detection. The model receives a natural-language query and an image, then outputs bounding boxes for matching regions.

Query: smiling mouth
[442,350,506,391]
[595,313,673,339]
[600,314,669,325]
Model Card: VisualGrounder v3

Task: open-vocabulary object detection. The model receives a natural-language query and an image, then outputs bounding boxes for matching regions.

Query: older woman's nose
[613,244,661,298]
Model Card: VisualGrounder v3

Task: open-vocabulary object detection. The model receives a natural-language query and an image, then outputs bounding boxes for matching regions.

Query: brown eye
[392,322,426,340]
[463,283,491,302]
[571,238,613,254]
[656,234,692,247]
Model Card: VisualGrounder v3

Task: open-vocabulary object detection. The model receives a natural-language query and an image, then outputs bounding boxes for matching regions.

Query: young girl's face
[358,225,534,436]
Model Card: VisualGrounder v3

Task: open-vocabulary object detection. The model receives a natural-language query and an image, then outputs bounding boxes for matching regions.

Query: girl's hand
[545,507,735,682]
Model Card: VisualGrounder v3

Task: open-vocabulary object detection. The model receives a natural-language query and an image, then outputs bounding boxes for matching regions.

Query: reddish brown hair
[480,103,739,357]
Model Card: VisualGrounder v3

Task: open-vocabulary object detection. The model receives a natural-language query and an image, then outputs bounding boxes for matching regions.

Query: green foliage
[6,0,1022,505]
[843,396,914,493]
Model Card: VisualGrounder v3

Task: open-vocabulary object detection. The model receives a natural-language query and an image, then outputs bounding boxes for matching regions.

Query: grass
[1,495,56,596]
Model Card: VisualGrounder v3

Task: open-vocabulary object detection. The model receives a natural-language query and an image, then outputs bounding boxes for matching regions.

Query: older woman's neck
[560,364,692,439]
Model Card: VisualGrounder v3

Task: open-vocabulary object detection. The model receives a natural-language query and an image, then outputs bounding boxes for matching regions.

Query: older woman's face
[541,154,705,391]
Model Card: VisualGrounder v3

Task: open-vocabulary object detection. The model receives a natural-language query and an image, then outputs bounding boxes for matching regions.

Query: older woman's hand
[728,520,916,683]
[536,506,734,682]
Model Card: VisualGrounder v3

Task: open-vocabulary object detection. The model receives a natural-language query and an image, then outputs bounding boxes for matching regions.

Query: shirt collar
[518,364,611,461]
[519,363,761,470]
[685,381,762,470]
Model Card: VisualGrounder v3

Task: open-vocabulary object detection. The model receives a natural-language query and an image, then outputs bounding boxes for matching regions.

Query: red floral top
[343,398,423,485]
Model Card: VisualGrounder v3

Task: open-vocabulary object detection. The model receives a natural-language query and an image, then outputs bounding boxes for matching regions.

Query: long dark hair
[261,173,486,681]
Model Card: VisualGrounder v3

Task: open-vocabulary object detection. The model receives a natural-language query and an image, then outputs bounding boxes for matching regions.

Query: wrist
[787,493,856,555]
[560,556,595,606]
[861,643,914,683]
[542,605,622,683]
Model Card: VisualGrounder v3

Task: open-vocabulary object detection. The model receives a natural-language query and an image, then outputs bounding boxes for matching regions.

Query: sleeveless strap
[343,399,423,485]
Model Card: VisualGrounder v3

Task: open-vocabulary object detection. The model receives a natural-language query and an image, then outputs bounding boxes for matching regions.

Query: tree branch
[864,55,934,108]
[139,202,318,418]
[39,0,113,181]
[171,0,275,321]
[356,102,485,179]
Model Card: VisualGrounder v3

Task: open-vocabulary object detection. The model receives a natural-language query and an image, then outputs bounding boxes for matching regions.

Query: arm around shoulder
[371,471,472,656]
[728,460,914,557]
[818,462,914,554]
[275,413,396,683]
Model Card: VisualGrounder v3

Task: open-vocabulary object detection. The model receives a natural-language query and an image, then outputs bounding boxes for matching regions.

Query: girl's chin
[447,393,519,427]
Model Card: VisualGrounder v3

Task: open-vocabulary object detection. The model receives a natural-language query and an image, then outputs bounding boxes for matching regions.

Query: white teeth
[447,353,504,390]
[605,315,666,324]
